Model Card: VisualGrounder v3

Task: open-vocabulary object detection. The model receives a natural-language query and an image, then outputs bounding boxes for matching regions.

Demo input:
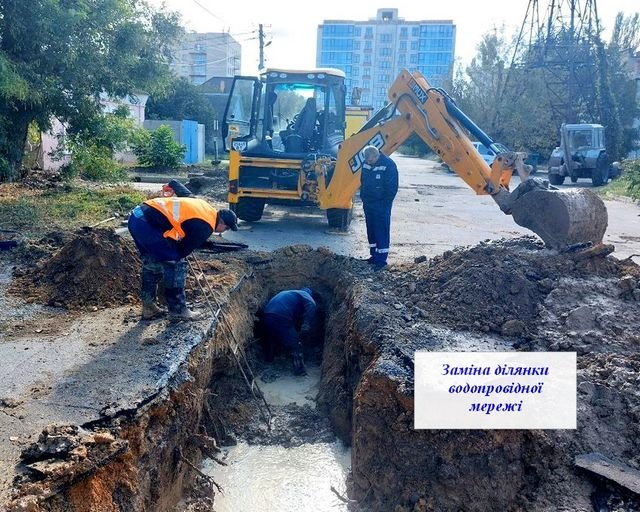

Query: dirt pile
[383,237,640,339]
[314,239,640,511]
[11,228,141,309]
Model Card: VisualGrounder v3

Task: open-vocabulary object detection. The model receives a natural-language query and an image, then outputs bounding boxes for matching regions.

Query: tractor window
[323,82,346,141]
[222,76,261,151]
[263,77,345,154]
[571,130,593,149]
[267,84,310,151]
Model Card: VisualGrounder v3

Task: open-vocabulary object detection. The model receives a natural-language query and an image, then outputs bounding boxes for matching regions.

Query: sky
[148,0,637,75]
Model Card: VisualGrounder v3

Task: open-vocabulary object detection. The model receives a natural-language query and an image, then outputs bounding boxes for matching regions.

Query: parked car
[472,141,537,175]
[471,141,498,166]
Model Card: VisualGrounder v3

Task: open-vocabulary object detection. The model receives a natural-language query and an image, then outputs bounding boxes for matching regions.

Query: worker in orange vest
[127,181,237,321]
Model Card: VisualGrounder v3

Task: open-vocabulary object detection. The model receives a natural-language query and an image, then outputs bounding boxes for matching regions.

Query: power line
[189,0,228,26]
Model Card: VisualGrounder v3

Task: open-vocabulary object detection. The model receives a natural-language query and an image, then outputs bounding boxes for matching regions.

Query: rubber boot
[166,287,202,322]
[141,260,164,320]
[169,308,203,322]
[141,301,167,320]
[292,350,307,376]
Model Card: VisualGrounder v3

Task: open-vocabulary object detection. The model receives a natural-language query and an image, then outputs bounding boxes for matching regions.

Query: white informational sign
[414,352,577,429]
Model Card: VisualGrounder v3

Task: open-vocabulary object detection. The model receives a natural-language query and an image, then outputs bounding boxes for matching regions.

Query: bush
[62,143,127,182]
[625,159,640,201]
[59,110,137,182]
[133,125,185,169]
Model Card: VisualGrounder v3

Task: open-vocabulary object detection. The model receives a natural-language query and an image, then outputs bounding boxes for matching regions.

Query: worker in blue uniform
[360,145,399,270]
[127,179,238,321]
[261,288,318,376]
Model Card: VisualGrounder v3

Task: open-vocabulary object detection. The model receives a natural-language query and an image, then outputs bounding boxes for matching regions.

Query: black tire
[591,154,609,187]
[233,198,265,222]
[327,208,352,229]
[570,175,578,183]
[549,173,565,186]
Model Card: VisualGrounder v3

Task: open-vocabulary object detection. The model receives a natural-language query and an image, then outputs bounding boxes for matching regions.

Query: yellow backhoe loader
[222,68,607,250]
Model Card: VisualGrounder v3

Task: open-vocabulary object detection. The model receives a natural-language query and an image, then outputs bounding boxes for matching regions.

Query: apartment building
[317,8,456,108]
[171,32,241,84]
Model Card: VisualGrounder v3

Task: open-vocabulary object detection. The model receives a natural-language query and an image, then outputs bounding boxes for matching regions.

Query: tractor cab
[222,68,346,158]
[565,124,604,153]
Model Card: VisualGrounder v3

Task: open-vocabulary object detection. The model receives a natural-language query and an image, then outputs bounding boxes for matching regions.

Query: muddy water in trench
[204,364,352,512]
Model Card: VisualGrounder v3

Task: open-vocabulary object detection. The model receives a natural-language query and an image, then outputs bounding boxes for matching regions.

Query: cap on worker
[217,208,238,231]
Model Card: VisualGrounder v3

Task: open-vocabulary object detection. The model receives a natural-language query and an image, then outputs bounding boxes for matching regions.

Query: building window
[410,54,417,64]
[362,80,370,89]
[421,24,454,37]
[400,27,408,39]
[379,47,391,57]
[322,38,353,51]
[353,41,361,50]
[354,27,361,37]
[352,53,360,63]
[411,41,419,51]
[362,94,370,104]
[381,10,394,21]
[379,61,391,69]
[364,40,372,50]
[411,27,420,37]
[377,86,386,96]
[352,66,360,76]
[379,33,392,44]
[365,27,373,39]
[399,41,407,51]
[324,24,354,37]
[398,54,406,65]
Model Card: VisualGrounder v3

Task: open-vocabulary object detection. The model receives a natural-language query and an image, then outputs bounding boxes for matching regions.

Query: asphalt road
[219,154,640,262]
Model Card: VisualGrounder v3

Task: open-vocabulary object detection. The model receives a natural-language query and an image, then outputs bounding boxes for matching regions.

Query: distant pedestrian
[260,288,319,375]
[127,180,238,321]
[360,146,399,270]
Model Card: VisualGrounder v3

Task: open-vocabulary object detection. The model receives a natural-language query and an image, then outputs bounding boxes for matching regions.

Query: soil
[10,228,141,310]
[315,239,640,511]
[3,227,640,511]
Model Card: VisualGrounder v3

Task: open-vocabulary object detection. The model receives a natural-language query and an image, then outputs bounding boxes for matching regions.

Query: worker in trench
[259,288,321,376]
[127,180,238,321]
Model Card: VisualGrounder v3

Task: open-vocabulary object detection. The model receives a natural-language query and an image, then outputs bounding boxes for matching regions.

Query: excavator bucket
[510,187,608,250]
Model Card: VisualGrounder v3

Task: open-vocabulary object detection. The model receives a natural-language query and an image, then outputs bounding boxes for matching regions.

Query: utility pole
[258,24,265,70]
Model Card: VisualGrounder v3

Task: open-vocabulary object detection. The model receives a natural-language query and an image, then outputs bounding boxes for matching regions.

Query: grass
[597,160,640,201]
[597,177,634,200]
[0,185,147,236]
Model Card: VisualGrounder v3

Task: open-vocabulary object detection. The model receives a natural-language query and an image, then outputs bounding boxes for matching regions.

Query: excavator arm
[323,69,608,250]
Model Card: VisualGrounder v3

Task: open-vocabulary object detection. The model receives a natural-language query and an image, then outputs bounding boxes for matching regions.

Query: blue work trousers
[363,202,392,264]
[128,210,187,311]
[261,313,299,352]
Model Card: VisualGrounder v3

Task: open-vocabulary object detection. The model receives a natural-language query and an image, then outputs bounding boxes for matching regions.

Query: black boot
[165,287,202,322]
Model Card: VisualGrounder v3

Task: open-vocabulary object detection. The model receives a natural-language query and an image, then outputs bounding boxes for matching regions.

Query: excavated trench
[6,236,640,511]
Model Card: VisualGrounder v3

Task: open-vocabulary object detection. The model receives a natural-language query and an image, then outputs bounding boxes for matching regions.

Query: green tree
[607,12,640,159]
[61,107,139,182]
[0,0,182,181]
[145,77,217,150]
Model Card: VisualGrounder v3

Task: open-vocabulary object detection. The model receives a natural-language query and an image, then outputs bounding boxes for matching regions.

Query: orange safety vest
[144,197,218,241]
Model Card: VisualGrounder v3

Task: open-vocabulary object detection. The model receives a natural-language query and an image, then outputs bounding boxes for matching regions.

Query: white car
[471,141,498,166]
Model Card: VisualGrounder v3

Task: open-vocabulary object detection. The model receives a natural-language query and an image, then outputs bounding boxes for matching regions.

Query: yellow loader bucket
[510,188,608,250]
